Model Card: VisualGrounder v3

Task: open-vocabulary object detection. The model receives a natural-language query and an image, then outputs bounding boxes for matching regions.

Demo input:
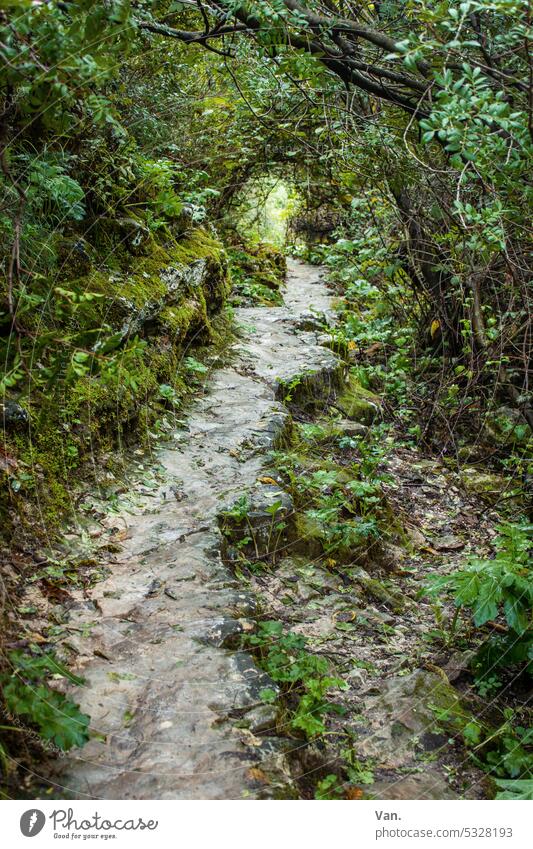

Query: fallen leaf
[346,787,364,799]
[39,580,73,603]
[248,767,268,784]
[333,609,357,622]
[27,632,47,643]
[109,529,129,542]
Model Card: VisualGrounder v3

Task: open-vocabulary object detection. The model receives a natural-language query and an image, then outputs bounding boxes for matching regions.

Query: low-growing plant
[341,747,375,785]
[314,773,344,800]
[270,428,388,559]
[0,650,90,753]
[244,620,346,739]
[426,522,533,675]
[183,356,209,376]
[461,708,533,790]
[495,779,533,801]
[220,495,287,567]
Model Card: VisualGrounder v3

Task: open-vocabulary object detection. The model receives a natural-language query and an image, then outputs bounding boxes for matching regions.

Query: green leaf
[259,688,277,704]
[495,779,533,801]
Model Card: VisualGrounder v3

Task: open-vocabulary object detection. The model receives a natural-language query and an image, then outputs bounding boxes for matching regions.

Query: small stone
[294,312,326,332]
[405,526,426,548]
[433,534,465,552]
[242,704,278,734]
[443,650,476,682]
[174,571,196,582]
[296,581,320,602]
[146,579,162,597]
[460,467,511,503]
[1,400,29,432]
[335,419,368,438]
[366,770,457,800]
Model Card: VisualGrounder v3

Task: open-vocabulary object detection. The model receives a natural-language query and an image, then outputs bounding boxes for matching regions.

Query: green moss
[75,227,228,312]
[336,372,382,424]
[292,512,336,560]
[170,228,226,263]
[358,575,405,614]
[417,674,470,732]
[459,467,513,504]
[277,363,345,410]
[159,300,203,339]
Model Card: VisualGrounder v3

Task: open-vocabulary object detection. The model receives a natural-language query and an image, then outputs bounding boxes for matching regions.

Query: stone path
[49,261,343,799]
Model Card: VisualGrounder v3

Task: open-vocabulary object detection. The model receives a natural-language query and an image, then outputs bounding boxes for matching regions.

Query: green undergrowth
[220,410,397,574]
[425,521,533,798]
[227,241,286,306]
[0,650,90,755]
[242,620,346,740]
[0,648,91,791]
[271,416,393,566]
[303,222,533,485]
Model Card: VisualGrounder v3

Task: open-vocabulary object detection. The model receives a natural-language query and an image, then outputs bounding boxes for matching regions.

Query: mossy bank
[1,223,230,545]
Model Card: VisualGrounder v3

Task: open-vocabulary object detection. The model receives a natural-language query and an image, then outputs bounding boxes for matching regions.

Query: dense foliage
[0,0,531,798]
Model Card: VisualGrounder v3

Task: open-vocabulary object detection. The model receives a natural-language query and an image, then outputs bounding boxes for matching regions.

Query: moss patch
[335,372,382,425]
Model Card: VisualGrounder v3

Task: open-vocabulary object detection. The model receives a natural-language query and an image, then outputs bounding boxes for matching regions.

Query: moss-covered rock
[293,512,328,558]
[276,360,345,411]
[54,235,96,276]
[359,575,405,613]
[460,467,512,503]
[355,670,469,770]
[307,418,368,445]
[482,406,531,448]
[335,372,382,425]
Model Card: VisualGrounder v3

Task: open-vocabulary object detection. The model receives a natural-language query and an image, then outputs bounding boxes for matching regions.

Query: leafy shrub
[427,522,533,675]
[1,651,90,752]
[427,523,532,795]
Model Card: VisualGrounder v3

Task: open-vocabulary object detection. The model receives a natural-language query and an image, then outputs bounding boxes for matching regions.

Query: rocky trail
[40,260,501,800]
[42,261,341,799]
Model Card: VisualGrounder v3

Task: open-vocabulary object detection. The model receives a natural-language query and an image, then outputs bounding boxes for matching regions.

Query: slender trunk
[389,182,462,354]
